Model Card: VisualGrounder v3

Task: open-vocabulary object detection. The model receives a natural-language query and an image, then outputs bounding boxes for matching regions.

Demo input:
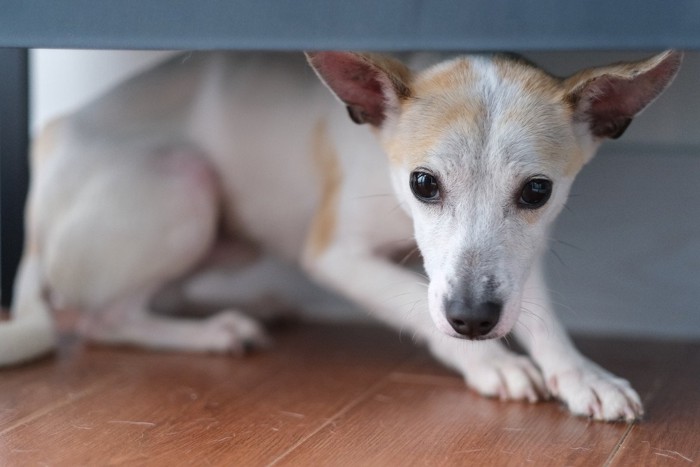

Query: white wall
[30,50,700,339]
[30,50,177,134]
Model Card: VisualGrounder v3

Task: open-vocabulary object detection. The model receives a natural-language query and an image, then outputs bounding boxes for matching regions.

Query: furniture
[1,0,699,307]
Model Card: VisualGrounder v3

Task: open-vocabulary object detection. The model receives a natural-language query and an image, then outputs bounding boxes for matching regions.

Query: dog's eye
[410,171,440,203]
[518,178,552,209]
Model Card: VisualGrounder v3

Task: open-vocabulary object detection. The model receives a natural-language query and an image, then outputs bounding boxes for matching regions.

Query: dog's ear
[564,50,682,139]
[305,51,412,127]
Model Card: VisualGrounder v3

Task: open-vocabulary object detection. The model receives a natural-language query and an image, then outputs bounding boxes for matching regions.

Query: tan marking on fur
[388,101,486,168]
[411,58,475,97]
[562,51,680,105]
[25,237,40,256]
[24,118,67,257]
[493,55,564,101]
[305,120,342,259]
[386,59,485,167]
[387,55,585,183]
[494,56,587,179]
[564,146,586,177]
[358,52,413,100]
[31,117,67,171]
[521,209,541,225]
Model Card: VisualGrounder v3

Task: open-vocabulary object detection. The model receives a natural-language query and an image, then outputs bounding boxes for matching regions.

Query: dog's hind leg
[79,290,268,355]
[41,146,267,354]
[0,252,57,366]
[151,242,358,326]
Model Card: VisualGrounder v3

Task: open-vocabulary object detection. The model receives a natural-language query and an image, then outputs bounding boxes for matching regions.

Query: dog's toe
[547,361,643,422]
[467,353,548,403]
[202,310,271,356]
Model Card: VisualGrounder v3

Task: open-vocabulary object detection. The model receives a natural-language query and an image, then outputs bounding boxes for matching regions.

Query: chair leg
[0,48,29,309]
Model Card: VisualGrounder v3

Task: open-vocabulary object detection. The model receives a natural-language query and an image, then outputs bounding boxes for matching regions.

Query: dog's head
[307,51,681,340]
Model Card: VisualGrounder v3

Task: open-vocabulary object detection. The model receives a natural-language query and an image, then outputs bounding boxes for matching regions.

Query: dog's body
[0,51,681,421]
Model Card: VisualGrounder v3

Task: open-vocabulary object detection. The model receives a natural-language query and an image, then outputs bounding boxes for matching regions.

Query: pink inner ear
[310,52,388,126]
[584,77,638,138]
[582,56,680,139]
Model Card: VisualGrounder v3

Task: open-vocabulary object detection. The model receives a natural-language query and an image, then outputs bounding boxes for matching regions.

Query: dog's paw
[200,310,271,355]
[546,359,643,422]
[466,352,548,403]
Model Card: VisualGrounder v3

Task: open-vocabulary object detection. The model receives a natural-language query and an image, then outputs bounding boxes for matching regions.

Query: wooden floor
[0,321,698,466]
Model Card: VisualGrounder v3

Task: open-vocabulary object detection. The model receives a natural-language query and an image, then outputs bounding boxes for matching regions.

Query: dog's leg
[155,245,356,324]
[79,290,268,355]
[514,260,643,421]
[39,146,268,354]
[0,253,57,366]
[76,241,271,354]
[305,245,547,402]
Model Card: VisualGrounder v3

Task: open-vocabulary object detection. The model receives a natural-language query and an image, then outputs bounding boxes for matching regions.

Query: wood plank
[276,337,695,466]
[0,323,414,466]
[275,364,629,466]
[610,341,700,466]
[0,334,116,431]
[1,320,696,466]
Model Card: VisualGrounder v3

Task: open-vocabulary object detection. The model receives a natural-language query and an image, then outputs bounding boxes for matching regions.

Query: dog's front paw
[466,352,548,403]
[201,310,271,355]
[547,359,643,422]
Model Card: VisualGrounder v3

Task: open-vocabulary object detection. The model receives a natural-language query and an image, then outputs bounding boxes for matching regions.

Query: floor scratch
[0,377,117,436]
[107,420,157,427]
[602,423,635,467]
[654,448,694,463]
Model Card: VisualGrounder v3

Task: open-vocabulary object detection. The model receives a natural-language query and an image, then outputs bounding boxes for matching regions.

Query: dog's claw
[546,360,643,422]
[202,310,270,356]
[466,353,549,403]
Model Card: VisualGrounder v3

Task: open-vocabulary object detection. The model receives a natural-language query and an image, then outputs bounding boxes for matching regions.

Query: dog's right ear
[305,51,412,127]
[564,50,682,140]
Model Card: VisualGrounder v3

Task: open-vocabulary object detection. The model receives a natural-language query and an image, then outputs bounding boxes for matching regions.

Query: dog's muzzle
[444,299,502,339]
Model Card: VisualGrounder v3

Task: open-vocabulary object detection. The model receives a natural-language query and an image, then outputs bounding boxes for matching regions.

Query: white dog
[0,50,681,421]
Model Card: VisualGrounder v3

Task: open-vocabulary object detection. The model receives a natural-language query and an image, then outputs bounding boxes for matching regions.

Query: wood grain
[0,322,696,466]
[275,379,633,466]
[0,324,414,465]
[610,342,700,466]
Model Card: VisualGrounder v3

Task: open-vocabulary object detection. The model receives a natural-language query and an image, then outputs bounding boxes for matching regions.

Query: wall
[30,50,700,339]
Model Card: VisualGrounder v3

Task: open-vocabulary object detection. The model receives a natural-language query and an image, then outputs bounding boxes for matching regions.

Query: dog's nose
[445,299,501,338]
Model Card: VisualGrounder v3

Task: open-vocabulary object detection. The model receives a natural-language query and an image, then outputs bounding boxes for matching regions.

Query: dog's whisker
[548,248,566,267]
[516,319,536,342]
[502,333,512,349]
[407,298,425,316]
[550,238,585,252]
[518,308,545,336]
[389,202,407,214]
[351,193,395,200]
[519,299,548,313]
[399,246,421,266]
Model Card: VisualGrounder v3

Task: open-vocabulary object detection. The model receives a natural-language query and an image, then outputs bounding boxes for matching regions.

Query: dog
[0,50,681,421]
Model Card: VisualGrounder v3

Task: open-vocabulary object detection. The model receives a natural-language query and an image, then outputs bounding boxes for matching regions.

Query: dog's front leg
[305,245,547,402]
[514,260,643,421]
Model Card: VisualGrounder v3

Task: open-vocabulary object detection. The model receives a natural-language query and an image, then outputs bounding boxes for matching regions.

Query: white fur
[0,51,679,422]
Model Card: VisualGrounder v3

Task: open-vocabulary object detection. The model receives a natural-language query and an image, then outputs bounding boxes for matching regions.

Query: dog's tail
[0,254,56,367]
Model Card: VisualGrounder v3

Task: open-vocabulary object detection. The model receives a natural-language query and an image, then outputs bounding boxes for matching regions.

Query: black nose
[445,299,502,338]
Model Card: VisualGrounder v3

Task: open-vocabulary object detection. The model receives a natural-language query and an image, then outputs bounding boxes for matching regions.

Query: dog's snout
[445,299,501,338]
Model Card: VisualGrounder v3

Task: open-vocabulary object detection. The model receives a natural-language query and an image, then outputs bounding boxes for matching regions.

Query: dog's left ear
[306,51,412,127]
[564,50,682,139]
